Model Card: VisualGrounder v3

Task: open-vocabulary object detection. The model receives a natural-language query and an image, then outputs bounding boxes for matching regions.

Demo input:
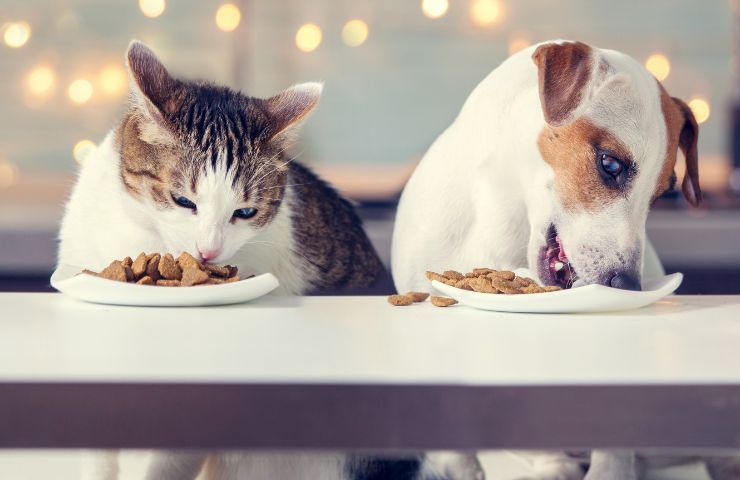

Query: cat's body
[59,41,479,480]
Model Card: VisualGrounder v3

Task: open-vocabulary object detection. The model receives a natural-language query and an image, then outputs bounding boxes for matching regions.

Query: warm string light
[3,21,31,48]
[421,0,449,19]
[295,23,322,52]
[139,0,166,18]
[216,3,241,32]
[471,0,502,26]
[98,64,127,96]
[73,140,97,165]
[342,19,369,47]
[27,66,56,96]
[68,79,93,104]
[688,97,710,124]
[645,53,671,82]
[0,161,19,189]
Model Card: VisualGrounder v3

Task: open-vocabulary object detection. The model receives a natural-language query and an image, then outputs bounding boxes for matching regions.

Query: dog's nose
[609,271,641,291]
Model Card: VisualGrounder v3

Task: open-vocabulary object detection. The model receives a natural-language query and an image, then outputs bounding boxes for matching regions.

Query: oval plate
[432,272,683,314]
[51,264,280,307]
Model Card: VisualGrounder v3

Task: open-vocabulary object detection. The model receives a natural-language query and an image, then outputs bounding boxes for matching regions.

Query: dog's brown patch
[655,81,702,206]
[532,41,593,126]
[538,118,632,211]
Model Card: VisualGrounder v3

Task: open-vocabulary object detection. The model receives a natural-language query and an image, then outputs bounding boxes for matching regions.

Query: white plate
[50,264,280,307]
[431,272,683,313]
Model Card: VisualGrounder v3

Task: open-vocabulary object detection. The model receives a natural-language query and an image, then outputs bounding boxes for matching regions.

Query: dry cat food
[426,268,562,294]
[387,291,457,308]
[82,252,242,287]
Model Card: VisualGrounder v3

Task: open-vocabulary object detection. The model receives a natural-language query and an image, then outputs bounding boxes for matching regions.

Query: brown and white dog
[392,40,700,294]
[391,40,740,479]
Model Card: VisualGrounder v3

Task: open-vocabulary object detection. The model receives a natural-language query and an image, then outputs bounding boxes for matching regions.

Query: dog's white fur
[392,41,667,293]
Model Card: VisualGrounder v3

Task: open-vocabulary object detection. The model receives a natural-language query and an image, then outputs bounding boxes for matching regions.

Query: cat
[60,41,482,480]
[59,41,387,295]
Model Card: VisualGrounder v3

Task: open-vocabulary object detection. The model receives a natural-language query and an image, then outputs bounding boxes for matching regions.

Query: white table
[1,293,739,450]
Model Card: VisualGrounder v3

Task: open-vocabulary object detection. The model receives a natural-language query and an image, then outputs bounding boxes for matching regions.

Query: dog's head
[530,41,700,290]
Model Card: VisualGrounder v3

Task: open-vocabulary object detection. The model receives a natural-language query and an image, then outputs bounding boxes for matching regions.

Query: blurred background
[0,0,739,292]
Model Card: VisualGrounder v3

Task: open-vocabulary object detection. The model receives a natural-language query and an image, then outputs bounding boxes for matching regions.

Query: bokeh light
[688,97,710,124]
[471,0,502,26]
[68,79,93,104]
[139,0,166,18]
[216,3,241,32]
[295,23,322,52]
[98,64,127,96]
[645,53,671,82]
[3,21,31,48]
[27,66,56,96]
[421,0,449,19]
[0,161,18,189]
[73,140,97,165]
[508,35,530,55]
[342,19,369,47]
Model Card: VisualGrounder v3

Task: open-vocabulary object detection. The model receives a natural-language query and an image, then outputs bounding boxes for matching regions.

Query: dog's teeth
[554,261,565,272]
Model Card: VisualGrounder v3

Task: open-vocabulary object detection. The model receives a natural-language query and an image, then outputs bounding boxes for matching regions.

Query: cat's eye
[172,195,196,210]
[233,207,257,219]
[595,149,629,188]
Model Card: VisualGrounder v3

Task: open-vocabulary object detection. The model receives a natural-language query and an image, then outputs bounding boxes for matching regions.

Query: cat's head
[117,40,321,264]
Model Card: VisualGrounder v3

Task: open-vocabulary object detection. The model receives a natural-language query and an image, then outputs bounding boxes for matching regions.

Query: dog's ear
[671,97,702,207]
[532,41,595,127]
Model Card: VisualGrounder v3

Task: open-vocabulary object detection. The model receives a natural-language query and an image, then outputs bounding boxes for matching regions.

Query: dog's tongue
[556,235,568,262]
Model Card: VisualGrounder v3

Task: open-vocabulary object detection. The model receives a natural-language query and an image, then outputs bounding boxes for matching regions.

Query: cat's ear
[264,83,322,139]
[126,40,179,143]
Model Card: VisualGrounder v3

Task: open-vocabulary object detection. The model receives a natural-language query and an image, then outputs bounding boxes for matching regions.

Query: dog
[392,39,699,294]
[391,40,740,479]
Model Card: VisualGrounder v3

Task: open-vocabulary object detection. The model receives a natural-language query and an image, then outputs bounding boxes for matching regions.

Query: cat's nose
[198,248,221,262]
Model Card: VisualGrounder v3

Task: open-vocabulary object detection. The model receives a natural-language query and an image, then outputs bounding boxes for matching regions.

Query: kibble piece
[490,277,522,294]
[98,261,128,282]
[158,253,182,280]
[156,279,181,287]
[521,284,545,294]
[177,252,203,271]
[131,253,148,279]
[145,254,161,281]
[512,276,537,288]
[203,263,231,277]
[224,275,241,283]
[122,256,133,268]
[136,276,155,286]
[454,278,475,291]
[470,277,499,294]
[443,270,465,281]
[123,265,135,282]
[431,296,458,307]
[405,291,429,303]
[203,277,225,285]
[543,285,563,292]
[425,271,449,283]
[181,267,210,287]
[472,268,496,276]
[387,294,414,306]
[487,270,516,281]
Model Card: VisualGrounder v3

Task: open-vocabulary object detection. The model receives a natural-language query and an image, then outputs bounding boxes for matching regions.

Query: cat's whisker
[248,148,306,191]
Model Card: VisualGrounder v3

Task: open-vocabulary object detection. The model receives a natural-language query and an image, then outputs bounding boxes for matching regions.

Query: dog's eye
[596,151,629,187]
[233,207,257,219]
[600,154,624,176]
[172,195,196,210]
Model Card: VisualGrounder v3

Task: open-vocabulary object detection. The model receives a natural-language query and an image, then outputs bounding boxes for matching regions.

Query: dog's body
[390,40,740,479]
